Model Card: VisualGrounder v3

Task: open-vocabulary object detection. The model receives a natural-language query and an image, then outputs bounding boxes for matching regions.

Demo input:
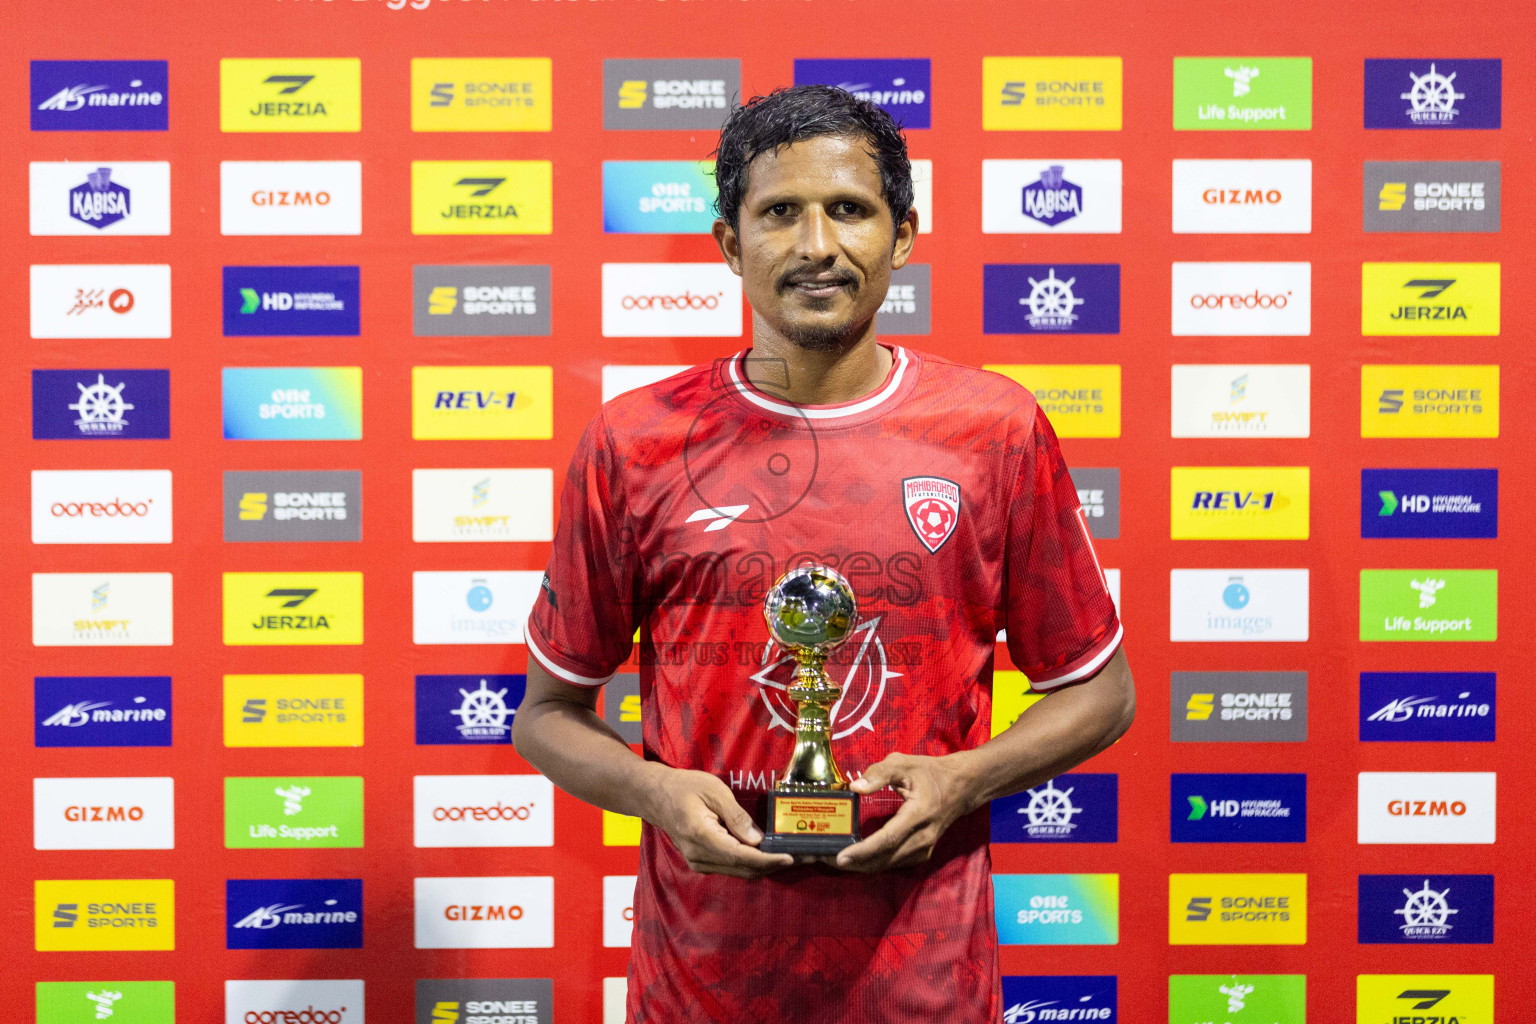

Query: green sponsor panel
[1359,569,1497,641]
[37,982,175,1024]
[1169,974,1305,1023]
[224,775,364,848]
[1173,57,1313,130]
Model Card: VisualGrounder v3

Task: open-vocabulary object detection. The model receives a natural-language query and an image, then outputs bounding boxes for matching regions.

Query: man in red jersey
[514,85,1135,1023]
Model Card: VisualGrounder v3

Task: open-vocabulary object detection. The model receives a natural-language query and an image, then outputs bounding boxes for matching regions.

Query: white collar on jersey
[725,345,910,420]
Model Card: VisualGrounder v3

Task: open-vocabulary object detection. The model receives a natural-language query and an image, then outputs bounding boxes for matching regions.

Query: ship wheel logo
[69,373,134,434]
[1401,63,1465,123]
[1018,778,1083,837]
[1020,268,1084,330]
[452,678,512,740]
[1395,879,1456,938]
[751,616,900,740]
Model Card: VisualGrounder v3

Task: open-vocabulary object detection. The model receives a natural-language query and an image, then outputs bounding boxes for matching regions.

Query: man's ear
[713,218,743,277]
[890,208,918,270]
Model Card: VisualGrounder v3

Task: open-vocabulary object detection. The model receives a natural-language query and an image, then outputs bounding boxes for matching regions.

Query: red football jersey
[527,344,1121,1024]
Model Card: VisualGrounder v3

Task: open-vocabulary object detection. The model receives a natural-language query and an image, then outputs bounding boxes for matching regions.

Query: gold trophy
[758,565,861,854]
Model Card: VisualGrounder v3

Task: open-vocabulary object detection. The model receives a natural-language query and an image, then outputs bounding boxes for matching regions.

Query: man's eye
[835,202,863,216]
[769,203,791,216]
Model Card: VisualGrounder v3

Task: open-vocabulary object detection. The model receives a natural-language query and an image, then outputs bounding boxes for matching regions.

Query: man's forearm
[512,689,669,822]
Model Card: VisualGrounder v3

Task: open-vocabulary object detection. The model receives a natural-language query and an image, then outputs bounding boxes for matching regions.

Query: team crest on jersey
[903,476,961,553]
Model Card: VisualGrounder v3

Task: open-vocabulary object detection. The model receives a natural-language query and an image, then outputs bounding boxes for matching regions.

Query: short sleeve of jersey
[525,410,640,686]
[1002,406,1123,692]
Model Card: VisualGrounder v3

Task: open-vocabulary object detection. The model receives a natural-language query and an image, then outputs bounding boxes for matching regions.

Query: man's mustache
[776,268,858,293]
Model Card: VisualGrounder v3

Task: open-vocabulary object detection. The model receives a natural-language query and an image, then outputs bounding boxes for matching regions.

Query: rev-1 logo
[434,390,517,410]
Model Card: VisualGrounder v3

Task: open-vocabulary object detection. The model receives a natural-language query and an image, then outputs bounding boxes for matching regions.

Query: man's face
[715,134,916,352]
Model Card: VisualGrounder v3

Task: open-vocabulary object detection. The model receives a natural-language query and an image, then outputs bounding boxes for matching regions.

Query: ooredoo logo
[1358,772,1494,844]
[414,876,553,948]
[414,775,553,847]
[620,291,720,310]
[1171,263,1311,336]
[602,264,741,338]
[224,980,363,1024]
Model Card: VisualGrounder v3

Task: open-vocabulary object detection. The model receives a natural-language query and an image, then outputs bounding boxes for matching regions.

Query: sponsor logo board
[220,160,362,235]
[412,468,553,542]
[982,58,1123,131]
[603,875,636,948]
[1171,365,1310,438]
[1168,873,1306,945]
[411,161,553,235]
[1364,161,1500,232]
[413,571,543,645]
[412,265,551,337]
[415,979,553,1024]
[224,980,363,1024]
[411,366,553,440]
[32,573,173,647]
[410,57,552,132]
[602,161,717,234]
[34,777,174,850]
[223,674,363,748]
[224,776,364,849]
[1361,262,1499,336]
[1169,570,1308,642]
[414,876,554,949]
[1357,772,1495,844]
[601,263,742,338]
[1001,976,1117,1024]
[1359,569,1496,642]
[993,874,1119,944]
[30,264,171,339]
[30,162,170,235]
[1360,364,1498,438]
[414,775,553,848]
[983,264,1119,334]
[1171,262,1311,336]
[879,264,930,335]
[1070,467,1119,539]
[415,675,524,746]
[1359,672,1494,742]
[224,470,361,543]
[1170,466,1309,540]
[600,365,691,404]
[222,367,363,441]
[32,469,172,544]
[222,266,359,337]
[1171,672,1307,743]
[226,879,362,950]
[35,879,174,951]
[990,773,1117,843]
[981,160,1122,233]
[1172,57,1312,130]
[222,572,364,646]
[602,59,738,130]
[1171,159,1312,233]
[1355,975,1492,1024]
[984,365,1120,438]
[1358,874,1493,944]
[1171,773,1306,843]
[911,158,933,233]
[1168,975,1305,1024]
[1364,58,1502,129]
[219,58,360,132]
[1362,468,1496,539]
[793,58,931,128]
[32,369,171,441]
[31,60,169,131]
[602,673,642,745]
[35,676,172,748]
[35,981,175,1024]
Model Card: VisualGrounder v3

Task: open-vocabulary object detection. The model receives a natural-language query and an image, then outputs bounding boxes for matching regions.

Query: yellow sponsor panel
[602,811,643,847]
[990,670,1045,737]
[220,58,361,133]
[411,58,552,132]
[1169,873,1306,945]
[1361,262,1500,336]
[984,365,1121,437]
[412,366,554,440]
[1170,467,1310,540]
[982,57,1123,131]
[222,572,364,646]
[1356,975,1492,1024]
[1360,364,1498,438]
[36,879,174,951]
[224,674,364,747]
[411,160,553,235]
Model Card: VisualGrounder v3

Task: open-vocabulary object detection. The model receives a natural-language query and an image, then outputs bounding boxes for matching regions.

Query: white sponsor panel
[602,978,627,1024]
[414,876,554,949]
[30,161,172,235]
[33,572,173,647]
[982,159,1123,233]
[1171,159,1313,234]
[411,469,553,543]
[30,263,171,339]
[413,775,554,848]
[603,875,637,948]
[225,980,365,1024]
[412,570,543,645]
[33,776,175,850]
[602,263,742,338]
[220,160,362,236]
[1169,569,1309,642]
[1358,772,1496,845]
[1170,365,1312,438]
[602,364,692,403]
[32,469,173,544]
[911,159,933,234]
[1171,262,1311,336]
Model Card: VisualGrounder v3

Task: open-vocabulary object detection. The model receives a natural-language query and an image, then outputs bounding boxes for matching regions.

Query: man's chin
[775,317,861,353]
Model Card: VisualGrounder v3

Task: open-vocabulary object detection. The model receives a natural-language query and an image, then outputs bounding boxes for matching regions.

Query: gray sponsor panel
[413,265,551,337]
[223,470,361,542]
[1363,161,1500,233]
[604,672,642,744]
[416,979,552,1024]
[603,59,739,130]
[880,264,931,335]
[1170,671,1307,742]
[1070,467,1120,539]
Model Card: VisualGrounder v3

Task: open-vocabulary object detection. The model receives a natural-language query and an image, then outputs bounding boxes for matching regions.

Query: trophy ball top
[763,565,858,652]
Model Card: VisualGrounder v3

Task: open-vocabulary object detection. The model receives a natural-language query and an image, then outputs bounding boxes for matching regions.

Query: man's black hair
[711,84,913,235]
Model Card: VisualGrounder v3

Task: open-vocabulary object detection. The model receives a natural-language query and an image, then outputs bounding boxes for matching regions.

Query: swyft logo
[224,980,364,1024]
[990,774,1118,843]
[226,879,363,949]
[32,573,173,647]
[1000,976,1116,1024]
[31,60,168,131]
[412,469,553,543]
[1170,365,1311,439]
[414,877,554,949]
[414,775,553,848]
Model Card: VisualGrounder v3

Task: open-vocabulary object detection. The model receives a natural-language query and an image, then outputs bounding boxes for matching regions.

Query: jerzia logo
[219,58,361,132]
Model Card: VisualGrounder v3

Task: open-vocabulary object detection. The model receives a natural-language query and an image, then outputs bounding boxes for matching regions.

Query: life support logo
[903,476,961,553]
[751,617,902,741]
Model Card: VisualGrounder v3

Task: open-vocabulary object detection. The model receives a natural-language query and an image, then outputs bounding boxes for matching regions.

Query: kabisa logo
[1357,772,1496,845]
[990,774,1118,843]
[1172,57,1313,130]
[413,266,552,337]
[36,980,175,1024]
[1360,672,1494,743]
[33,369,170,441]
[1364,59,1502,129]
[411,58,551,132]
[983,160,1123,234]
[67,167,130,229]
[793,59,931,128]
[414,775,554,848]
[409,161,555,235]
[1168,874,1307,945]
[219,58,361,131]
[223,675,364,748]
[1362,469,1496,540]
[1364,162,1500,233]
[34,879,175,952]
[994,874,1119,945]
[603,59,739,130]
[983,57,1123,131]
[1171,672,1308,743]
[412,366,554,440]
[224,471,362,543]
[601,161,718,234]
[224,980,364,1024]
[415,876,554,949]
[1171,262,1311,336]
[415,980,553,1024]
[1361,365,1498,439]
[222,266,360,337]
[1169,569,1309,642]
[1361,263,1499,336]
[1023,165,1082,226]
[31,60,169,131]
[415,675,524,746]
[1170,466,1310,540]
[1358,875,1494,945]
[983,264,1120,335]
[1000,976,1116,1023]
[223,572,364,646]
[1355,975,1493,1024]
[227,879,363,949]
[224,776,364,849]
[1172,773,1306,843]
[1359,569,1496,642]
[1168,975,1306,1024]
[35,676,172,748]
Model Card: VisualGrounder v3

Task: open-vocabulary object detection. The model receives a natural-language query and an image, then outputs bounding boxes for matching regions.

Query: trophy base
[759,790,860,855]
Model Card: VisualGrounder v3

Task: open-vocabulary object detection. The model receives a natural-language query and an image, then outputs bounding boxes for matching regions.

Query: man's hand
[833,753,973,873]
[644,767,795,879]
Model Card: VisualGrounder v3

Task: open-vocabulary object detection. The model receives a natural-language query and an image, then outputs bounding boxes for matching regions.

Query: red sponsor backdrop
[3,0,1532,1019]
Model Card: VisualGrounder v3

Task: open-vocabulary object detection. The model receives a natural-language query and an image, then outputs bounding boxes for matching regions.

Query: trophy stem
[779,649,847,791]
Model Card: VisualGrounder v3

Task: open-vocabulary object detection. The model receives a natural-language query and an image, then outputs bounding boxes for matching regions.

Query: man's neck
[744,323,893,406]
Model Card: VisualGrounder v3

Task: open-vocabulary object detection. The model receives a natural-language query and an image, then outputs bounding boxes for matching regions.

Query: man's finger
[849,754,907,795]
[685,824,794,871]
[697,783,765,846]
[834,797,927,869]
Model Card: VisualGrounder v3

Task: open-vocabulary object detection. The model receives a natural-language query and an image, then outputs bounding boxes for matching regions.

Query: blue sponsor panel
[1364,59,1501,129]
[991,774,1117,843]
[1001,976,1118,1022]
[601,162,717,234]
[993,874,1119,945]
[1170,773,1306,843]
[31,60,169,131]
[1362,468,1497,539]
[1359,672,1495,742]
[415,674,524,745]
[1358,874,1493,944]
[226,878,363,949]
[32,369,171,440]
[792,59,931,128]
[982,264,1120,335]
[35,676,172,747]
[223,266,361,337]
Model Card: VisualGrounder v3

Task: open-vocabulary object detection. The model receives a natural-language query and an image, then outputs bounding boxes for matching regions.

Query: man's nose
[793,206,837,261]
